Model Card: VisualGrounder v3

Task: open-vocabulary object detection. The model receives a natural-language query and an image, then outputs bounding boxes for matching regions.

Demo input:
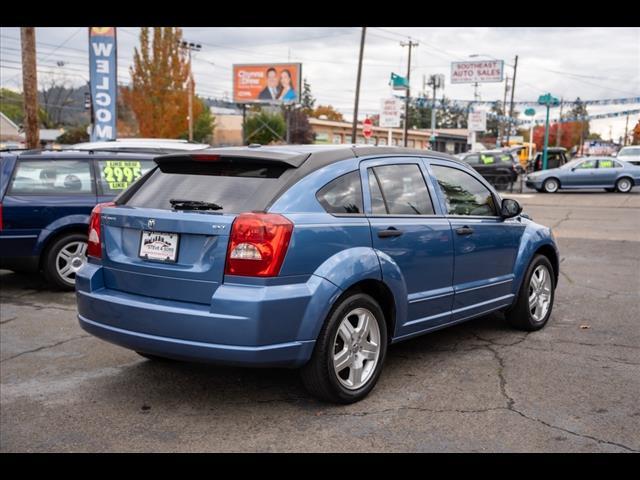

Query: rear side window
[598,159,621,169]
[367,164,435,215]
[8,160,94,195]
[124,160,289,213]
[96,159,155,194]
[316,171,363,214]
[463,154,480,165]
[431,165,497,216]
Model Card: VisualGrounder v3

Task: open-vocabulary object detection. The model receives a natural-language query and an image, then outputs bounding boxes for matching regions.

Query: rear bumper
[76,263,340,368]
[78,314,315,367]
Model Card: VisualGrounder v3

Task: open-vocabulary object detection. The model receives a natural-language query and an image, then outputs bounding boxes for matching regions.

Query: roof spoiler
[154,150,311,168]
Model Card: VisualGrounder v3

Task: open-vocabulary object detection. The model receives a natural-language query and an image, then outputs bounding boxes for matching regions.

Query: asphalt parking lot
[1,190,639,452]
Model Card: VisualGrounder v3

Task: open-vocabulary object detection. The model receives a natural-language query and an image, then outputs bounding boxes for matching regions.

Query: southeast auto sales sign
[450,60,504,84]
[89,27,117,141]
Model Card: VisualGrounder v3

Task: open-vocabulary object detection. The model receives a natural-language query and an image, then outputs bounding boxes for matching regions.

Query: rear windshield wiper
[169,198,223,211]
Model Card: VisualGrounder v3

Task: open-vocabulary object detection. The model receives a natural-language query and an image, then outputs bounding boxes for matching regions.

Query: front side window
[96,159,155,194]
[480,153,496,165]
[431,165,498,216]
[316,170,363,214]
[367,164,434,215]
[9,160,93,195]
[577,160,597,169]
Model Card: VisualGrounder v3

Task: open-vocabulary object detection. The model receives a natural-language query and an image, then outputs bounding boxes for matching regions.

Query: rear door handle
[377,227,403,238]
[455,226,474,236]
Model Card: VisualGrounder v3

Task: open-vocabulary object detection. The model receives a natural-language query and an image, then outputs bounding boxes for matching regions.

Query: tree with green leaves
[0,88,49,127]
[244,109,286,145]
[56,125,89,144]
[179,97,214,143]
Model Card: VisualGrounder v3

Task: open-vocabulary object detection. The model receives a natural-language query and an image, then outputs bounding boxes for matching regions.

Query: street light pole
[179,40,202,142]
[401,39,418,147]
[352,27,366,144]
[506,54,518,145]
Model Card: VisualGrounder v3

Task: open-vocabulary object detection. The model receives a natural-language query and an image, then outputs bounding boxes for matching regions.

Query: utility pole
[179,40,202,142]
[400,39,418,147]
[555,98,564,147]
[505,54,518,145]
[623,112,630,146]
[21,27,39,149]
[499,76,510,146]
[351,27,366,143]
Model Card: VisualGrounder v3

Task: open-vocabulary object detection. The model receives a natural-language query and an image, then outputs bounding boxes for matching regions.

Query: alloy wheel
[529,265,552,322]
[55,241,87,285]
[332,307,381,390]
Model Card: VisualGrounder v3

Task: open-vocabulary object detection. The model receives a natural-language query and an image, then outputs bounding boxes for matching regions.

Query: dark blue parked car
[76,145,559,403]
[0,150,155,289]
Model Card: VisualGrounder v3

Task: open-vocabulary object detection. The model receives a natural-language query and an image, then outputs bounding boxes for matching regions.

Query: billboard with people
[233,64,302,104]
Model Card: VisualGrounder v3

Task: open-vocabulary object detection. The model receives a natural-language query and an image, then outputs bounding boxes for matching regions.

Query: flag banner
[486,109,640,126]
[89,27,117,141]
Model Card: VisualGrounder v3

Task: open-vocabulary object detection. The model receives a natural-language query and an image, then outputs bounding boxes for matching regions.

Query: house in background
[1,111,23,143]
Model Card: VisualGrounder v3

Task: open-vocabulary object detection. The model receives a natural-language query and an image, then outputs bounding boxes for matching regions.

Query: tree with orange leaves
[120,27,202,138]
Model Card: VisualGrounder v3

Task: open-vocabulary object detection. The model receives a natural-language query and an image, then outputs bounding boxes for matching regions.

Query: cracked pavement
[1,191,639,452]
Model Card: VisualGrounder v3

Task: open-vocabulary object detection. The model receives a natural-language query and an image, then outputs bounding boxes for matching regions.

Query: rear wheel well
[534,244,559,286]
[39,226,88,269]
[341,279,396,343]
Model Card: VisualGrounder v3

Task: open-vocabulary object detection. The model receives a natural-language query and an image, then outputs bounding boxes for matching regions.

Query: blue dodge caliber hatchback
[76,145,559,403]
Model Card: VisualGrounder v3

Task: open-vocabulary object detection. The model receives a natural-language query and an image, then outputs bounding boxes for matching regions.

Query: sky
[1,26,639,141]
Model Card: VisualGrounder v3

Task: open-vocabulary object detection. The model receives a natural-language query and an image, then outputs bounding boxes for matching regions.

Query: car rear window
[96,159,155,194]
[123,159,289,213]
[8,159,94,195]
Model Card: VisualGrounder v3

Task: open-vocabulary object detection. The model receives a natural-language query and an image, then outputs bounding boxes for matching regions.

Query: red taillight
[87,202,115,259]
[225,213,293,277]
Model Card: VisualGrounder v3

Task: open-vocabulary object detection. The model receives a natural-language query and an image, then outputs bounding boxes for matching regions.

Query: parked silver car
[615,146,640,166]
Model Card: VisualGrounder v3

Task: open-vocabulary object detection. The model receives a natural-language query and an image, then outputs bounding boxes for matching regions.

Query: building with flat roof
[308,118,469,154]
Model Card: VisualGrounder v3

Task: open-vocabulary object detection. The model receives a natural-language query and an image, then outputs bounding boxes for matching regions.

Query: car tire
[543,178,560,193]
[506,254,555,331]
[300,293,388,404]
[615,177,633,193]
[42,232,88,291]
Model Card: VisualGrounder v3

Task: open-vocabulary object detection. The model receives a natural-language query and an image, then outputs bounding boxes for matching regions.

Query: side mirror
[501,198,522,219]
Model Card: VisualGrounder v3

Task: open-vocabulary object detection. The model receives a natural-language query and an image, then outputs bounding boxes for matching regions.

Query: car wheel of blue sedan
[615,177,633,193]
[543,178,560,193]
[301,293,388,404]
[506,255,555,331]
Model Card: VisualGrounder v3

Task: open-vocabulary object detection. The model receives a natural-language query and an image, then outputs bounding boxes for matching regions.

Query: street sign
[468,111,487,132]
[524,108,536,116]
[380,98,402,128]
[451,60,504,84]
[363,118,373,139]
[390,72,408,90]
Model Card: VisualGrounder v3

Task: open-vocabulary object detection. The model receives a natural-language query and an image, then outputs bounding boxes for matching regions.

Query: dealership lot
[1,191,639,452]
